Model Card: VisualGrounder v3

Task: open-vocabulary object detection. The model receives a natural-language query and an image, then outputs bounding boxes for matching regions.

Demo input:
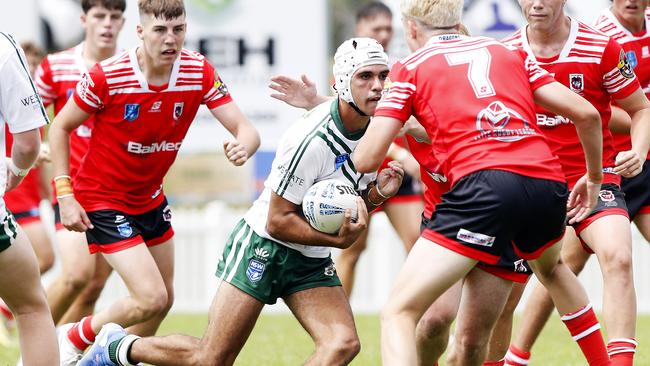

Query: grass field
[1,313,648,365]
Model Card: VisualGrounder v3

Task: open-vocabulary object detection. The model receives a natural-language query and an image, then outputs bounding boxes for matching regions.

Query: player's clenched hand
[269,74,318,109]
[614,150,642,178]
[566,174,600,224]
[336,197,368,249]
[59,196,94,232]
[5,170,24,192]
[376,161,405,198]
[223,139,248,166]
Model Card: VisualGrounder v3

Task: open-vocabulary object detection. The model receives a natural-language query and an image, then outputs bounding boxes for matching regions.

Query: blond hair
[400,0,463,29]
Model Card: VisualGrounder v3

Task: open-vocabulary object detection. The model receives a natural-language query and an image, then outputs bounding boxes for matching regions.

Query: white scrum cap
[333,37,388,105]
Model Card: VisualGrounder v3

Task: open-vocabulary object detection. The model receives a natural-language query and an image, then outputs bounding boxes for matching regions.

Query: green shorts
[0,209,18,252]
[215,219,341,305]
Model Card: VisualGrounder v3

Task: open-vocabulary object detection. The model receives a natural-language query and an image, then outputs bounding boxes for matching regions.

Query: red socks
[504,344,530,366]
[561,304,610,366]
[482,360,505,366]
[608,338,636,366]
[67,316,97,351]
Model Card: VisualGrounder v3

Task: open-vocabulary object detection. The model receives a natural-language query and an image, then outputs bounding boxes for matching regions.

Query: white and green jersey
[0,33,48,217]
[244,100,376,258]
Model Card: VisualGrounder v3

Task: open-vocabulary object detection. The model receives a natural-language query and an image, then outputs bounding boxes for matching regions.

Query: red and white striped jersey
[503,18,640,188]
[376,34,565,188]
[73,47,233,214]
[594,7,650,158]
[35,43,94,180]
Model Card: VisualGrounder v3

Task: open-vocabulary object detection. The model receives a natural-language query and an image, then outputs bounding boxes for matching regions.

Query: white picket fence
[58,202,650,314]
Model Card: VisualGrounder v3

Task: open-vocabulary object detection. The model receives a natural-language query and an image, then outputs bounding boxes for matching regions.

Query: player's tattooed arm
[211,102,260,166]
[269,74,331,110]
[267,192,368,249]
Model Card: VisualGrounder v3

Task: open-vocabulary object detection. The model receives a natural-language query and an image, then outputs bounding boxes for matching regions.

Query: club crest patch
[116,222,133,237]
[335,153,349,170]
[124,104,140,122]
[214,72,229,96]
[569,74,584,93]
[173,102,184,121]
[618,49,635,79]
[599,190,615,202]
[246,259,265,282]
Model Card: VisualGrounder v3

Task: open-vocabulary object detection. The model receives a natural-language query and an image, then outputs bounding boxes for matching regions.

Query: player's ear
[136,24,144,40]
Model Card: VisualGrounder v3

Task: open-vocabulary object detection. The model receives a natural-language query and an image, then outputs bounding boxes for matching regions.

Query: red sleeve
[72,63,107,114]
[518,49,555,91]
[374,62,416,123]
[202,59,233,110]
[35,57,55,107]
[601,37,640,99]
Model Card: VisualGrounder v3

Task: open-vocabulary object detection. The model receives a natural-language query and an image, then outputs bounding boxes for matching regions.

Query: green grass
[1,314,649,365]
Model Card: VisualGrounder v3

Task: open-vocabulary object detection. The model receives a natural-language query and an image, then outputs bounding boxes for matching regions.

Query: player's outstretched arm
[613,88,650,177]
[210,102,260,166]
[266,192,367,249]
[353,116,403,173]
[534,81,603,222]
[49,99,93,232]
[6,129,41,192]
[269,74,331,110]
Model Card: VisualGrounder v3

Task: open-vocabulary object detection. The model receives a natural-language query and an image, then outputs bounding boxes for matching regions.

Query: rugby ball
[302,179,359,234]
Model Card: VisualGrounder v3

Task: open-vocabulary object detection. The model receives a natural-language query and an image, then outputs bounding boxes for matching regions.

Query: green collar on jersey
[331,99,367,141]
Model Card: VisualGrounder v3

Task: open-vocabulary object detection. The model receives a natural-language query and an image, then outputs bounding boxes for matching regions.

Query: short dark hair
[138,0,186,20]
[356,1,392,23]
[81,0,126,13]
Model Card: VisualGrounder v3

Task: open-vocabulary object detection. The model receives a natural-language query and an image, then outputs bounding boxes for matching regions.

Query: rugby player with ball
[78,37,403,366]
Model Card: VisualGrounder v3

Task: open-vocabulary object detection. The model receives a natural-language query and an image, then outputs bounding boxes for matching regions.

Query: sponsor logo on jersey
[20,93,41,110]
[162,205,172,222]
[152,185,163,199]
[277,165,305,187]
[536,114,572,127]
[475,101,536,142]
[115,215,126,223]
[457,228,495,247]
[76,125,92,138]
[116,222,133,237]
[124,104,140,122]
[618,49,635,79]
[626,50,638,69]
[335,153,349,170]
[246,259,265,282]
[324,262,336,277]
[254,247,270,260]
[426,171,448,183]
[127,141,182,154]
[214,72,228,96]
[149,101,162,113]
[173,102,184,120]
[569,74,584,94]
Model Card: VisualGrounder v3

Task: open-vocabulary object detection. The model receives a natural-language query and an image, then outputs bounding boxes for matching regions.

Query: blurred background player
[77,36,402,366]
[49,0,260,364]
[0,41,54,336]
[37,0,126,327]
[503,1,650,365]
[0,31,59,365]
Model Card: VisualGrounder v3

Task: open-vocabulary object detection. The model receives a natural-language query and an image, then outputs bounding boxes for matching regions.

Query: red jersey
[404,135,449,218]
[594,8,650,159]
[503,19,640,189]
[73,47,232,214]
[376,35,565,188]
[4,129,42,212]
[35,43,94,178]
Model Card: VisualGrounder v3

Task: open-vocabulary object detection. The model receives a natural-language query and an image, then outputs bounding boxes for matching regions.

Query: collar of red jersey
[426,34,468,45]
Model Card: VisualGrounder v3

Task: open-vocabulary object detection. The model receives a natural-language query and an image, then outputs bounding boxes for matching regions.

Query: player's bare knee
[416,311,454,339]
[600,248,633,277]
[38,254,55,274]
[453,332,489,361]
[134,288,169,320]
[318,333,361,362]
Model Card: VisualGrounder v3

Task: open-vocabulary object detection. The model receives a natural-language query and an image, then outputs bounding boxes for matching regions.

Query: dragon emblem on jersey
[124,104,140,122]
[475,101,535,142]
[173,102,184,120]
[214,72,228,96]
[569,74,584,94]
[618,49,635,79]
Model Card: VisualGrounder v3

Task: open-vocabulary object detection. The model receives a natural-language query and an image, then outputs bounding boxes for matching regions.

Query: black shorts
[421,213,532,282]
[85,198,174,254]
[52,203,65,230]
[621,160,650,219]
[571,183,628,236]
[422,170,568,264]
[12,207,40,225]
